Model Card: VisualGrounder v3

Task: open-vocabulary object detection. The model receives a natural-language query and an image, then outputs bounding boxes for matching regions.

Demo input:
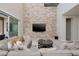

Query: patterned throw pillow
[8,36,25,50]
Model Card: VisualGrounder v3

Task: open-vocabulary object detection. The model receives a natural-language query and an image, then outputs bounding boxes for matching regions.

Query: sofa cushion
[7,50,40,56]
[41,53,72,56]
[40,50,72,56]
[0,36,18,51]
[0,39,8,51]
[71,50,79,56]
[0,50,8,56]
[74,41,79,49]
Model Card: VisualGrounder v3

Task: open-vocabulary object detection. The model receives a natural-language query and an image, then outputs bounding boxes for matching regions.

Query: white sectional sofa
[0,36,79,56]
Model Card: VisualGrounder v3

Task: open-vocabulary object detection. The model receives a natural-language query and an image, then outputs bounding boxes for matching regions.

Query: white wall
[0,3,24,36]
[57,3,78,41]
[71,16,79,41]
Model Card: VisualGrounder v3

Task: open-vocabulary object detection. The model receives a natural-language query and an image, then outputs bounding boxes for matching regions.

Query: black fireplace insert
[32,24,46,32]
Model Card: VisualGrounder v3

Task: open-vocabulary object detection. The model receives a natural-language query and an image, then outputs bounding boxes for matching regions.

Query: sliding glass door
[9,17,18,37]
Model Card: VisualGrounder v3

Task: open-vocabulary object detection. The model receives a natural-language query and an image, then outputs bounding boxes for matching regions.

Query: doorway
[0,17,4,35]
[66,18,71,41]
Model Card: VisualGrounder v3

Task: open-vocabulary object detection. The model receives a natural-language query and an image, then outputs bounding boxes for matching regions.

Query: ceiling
[64,4,79,16]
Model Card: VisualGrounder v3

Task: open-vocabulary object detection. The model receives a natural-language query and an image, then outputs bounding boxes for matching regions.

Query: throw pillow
[23,35,32,48]
[8,36,25,50]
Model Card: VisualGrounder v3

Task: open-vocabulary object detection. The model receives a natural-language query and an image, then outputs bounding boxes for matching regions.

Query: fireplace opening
[32,24,46,32]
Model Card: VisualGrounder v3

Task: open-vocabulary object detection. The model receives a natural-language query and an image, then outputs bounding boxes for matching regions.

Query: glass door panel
[9,17,18,37]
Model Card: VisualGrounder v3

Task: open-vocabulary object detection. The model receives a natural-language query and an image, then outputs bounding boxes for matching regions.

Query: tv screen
[32,24,46,32]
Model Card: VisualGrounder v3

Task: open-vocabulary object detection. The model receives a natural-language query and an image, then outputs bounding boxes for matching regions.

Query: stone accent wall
[23,3,57,40]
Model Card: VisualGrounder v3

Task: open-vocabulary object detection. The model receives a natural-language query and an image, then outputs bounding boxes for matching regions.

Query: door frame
[0,14,9,38]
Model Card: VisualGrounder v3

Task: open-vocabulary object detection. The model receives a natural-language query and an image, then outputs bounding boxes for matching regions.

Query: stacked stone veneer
[23,3,57,40]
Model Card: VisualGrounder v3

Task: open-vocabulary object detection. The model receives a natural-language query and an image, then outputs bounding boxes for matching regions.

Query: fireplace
[32,24,46,32]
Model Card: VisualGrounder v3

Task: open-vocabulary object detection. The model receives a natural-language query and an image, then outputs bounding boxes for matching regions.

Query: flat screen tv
[32,24,46,32]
